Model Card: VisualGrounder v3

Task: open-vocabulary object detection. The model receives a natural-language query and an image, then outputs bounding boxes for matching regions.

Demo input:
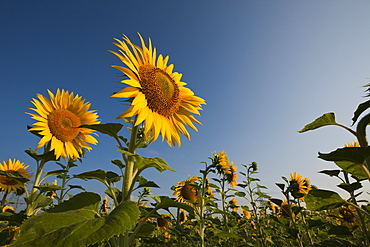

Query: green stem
[1,192,8,207]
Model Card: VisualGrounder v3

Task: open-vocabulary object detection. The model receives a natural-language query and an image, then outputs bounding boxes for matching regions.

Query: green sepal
[298,113,337,133]
[79,123,123,138]
[305,189,345,211]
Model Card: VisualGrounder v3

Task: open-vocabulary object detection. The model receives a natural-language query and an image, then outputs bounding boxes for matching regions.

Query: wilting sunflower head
[226,162,238,187]
[156,214,171,232]
[289,172,311,199]
[110,33,206,147]
[173,176,200,206]
[344,141,360,147]
[0,159,33,194]
[335,205,358,226]
[27,89,100,160]
[280,200,293,218]
[215,151,232,175]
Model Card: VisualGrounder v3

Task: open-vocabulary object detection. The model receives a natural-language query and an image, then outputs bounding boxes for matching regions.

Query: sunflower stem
[1,192,8,207]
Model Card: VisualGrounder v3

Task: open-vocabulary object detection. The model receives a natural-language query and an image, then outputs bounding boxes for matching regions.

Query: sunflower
[179,209,188,224]
[241,207,251,219]
[156,214,171,232]
[226,162,238,187]
[215,151,231,175]
[27,89,100,160]
[334,205,358,227]
[2,206,14,213]
[289,172,311,199]
[110,34,205,147]
[0,159,33,194]
[280,200,294,218]
[173,176,199,206]
[344,141,360,147]
[229,198,238,212]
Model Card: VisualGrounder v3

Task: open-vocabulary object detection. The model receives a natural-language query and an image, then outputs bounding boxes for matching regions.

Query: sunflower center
[48,109,81,142]
[0,170,20,186]
[139,64,180,118]
[181,184,198,202]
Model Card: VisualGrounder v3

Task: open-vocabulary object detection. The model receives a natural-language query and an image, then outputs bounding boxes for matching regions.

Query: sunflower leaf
[334,161,369,180]
[152,196,194,217]
[12,199,139,247]
[305,189,345,211]
[352,99,370,125]
[0,171,30,184]
[134,155,175,173]
[73,169,108,185]
[34,184,65,193]
[298,113,337,133]
[318,147,370,164]
[79,123,123,138]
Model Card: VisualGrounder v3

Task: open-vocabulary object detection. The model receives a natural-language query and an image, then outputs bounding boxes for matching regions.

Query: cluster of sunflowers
[1,33,370,247]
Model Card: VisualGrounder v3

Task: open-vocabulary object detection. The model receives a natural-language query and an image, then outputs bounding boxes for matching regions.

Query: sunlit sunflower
[179,209,188,224]
[27,89,100,160]
[2,206,14,213]
[215,151,231,175]
[226,162,238,187]
[268,200,278,214]
[173,176,199,206]
[344,141,360,147]
[110,34,206,147]
[229,198,238,212]
[156,214,171,232]
[241,207,251,219]
[289,172,311,199]
[0,159,33,194]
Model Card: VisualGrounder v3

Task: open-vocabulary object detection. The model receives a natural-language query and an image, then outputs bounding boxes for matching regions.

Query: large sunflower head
[110,33,206,147]
[173,176,200,206]
[289,172,311,199]
[156,214,171,232]
[27,89,100,160]
[0,159,33,194]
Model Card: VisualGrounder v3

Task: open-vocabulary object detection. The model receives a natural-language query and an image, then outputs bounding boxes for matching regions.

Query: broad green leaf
[137,176,160,189]
[319,169,341,177]
[298,112,337,133]
[328,225,352,236]
[73,169,108,184]
[25,148,58,163]
[135,223,156,237]
[152,196,194,217]
[275,183,285,191]
[47,192,100,213]
[12,200,139,247]
[305,189,345,211]
[135,155,175,173]
[79,123,123,138]
[352,99,370,124]
[269,198,283,207]
[35,184,65,193]
[314,238,353,247]
[337,182,362,193]
[234,191,246,197]
[111,159,125,169]
[68,185,85,191]
[24,192,53,213]
[44,169,69,177]
[318,147,370,164]
[106,171,121,184]
[0,211,27,225]
[334,161,369,180]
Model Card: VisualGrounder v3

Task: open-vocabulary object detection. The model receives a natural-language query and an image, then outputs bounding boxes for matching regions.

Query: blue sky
[1,1,370,203]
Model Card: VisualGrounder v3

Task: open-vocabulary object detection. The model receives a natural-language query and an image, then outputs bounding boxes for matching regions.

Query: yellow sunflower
[156,214,171,232]
[215,151,231,175]
[0,159,33,194]
[226,162,238,187]
[344,141,360,147]
[229,198,238,212]
[173,176,200,206]
[241,208,251,219]
[280,200,294,218]
[289,172,311,199]
[334,205,358,227]
[179,209,188,224]
[110,33,205,147]
[27,89,100,160]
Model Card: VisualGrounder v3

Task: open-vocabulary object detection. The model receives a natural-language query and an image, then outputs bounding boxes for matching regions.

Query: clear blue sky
[1,1,370,201]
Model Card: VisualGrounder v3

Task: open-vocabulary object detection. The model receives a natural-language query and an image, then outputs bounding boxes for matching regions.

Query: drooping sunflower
[215,151,231,175]
[110,34,206,147]
[289,172,311,199]
[0,159,33,194]
[334,205,358,227]
[27,89,100,160]
[173,176,200,206]
[226,162,238,187]
[280,200,294,218]
[156,214,171,232]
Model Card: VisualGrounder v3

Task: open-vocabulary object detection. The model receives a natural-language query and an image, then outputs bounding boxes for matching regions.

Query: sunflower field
[1,34,370,247]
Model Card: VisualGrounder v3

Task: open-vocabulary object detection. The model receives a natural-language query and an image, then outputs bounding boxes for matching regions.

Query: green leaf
[79,123,123,138]
[305,189,345,211]
[298,112,337,133]
[111,159,125,169]
[13,201,140,247]
[234,191,246,197]
[106,171,121,184]
[275,183,285,191]
[352,99,370,124]
[44,169,69,177]
[24,192,53,211]
[135,155,175,173]
[319,170,341,177]
[137,176,160,189]
[73,169,108,185]
[328,225,352,236]
[35,184,65,193]
[0,171,30,184]
[68,185,85,191]
[337,182,362,193]
[314,238,353,247]
[270,198,283,207]
[25,148,58,163]
[135,223,156,237]
[334,161,369,180]
[152,196,194,217]
[46,192,100,213]
[0,211,27,225]
[319,147,370,164]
